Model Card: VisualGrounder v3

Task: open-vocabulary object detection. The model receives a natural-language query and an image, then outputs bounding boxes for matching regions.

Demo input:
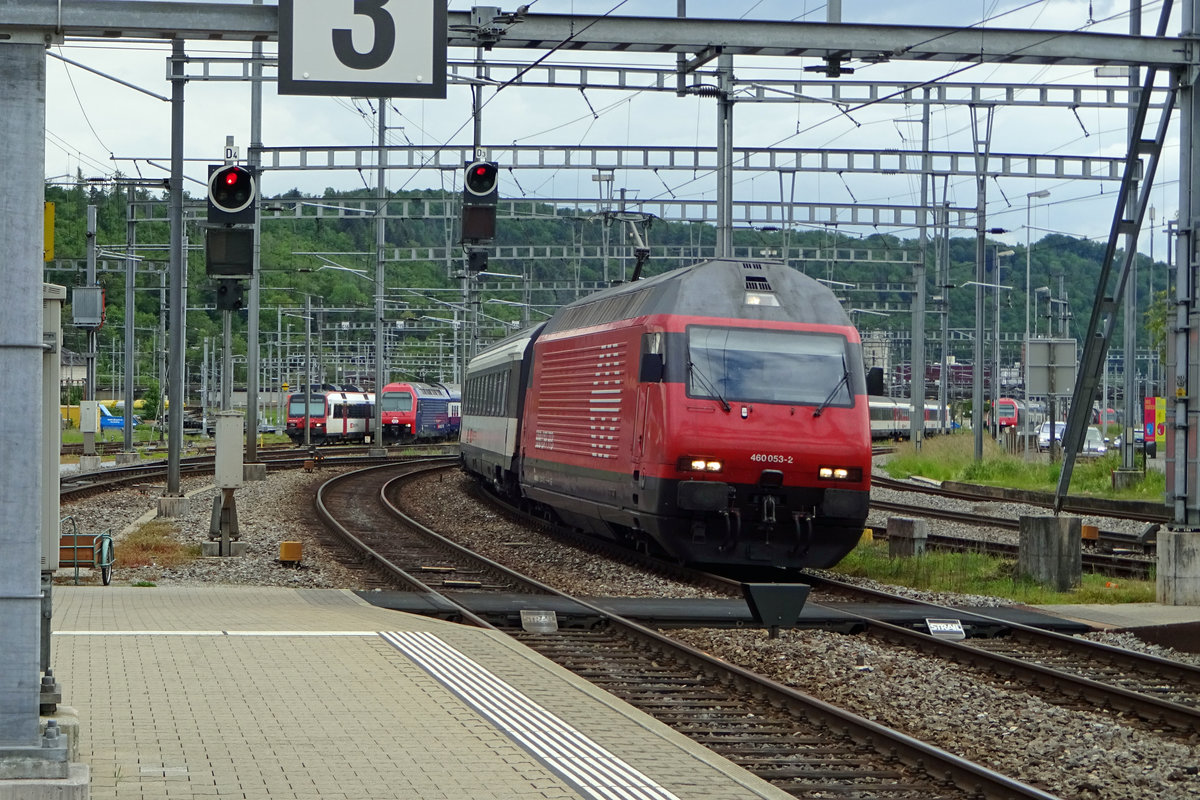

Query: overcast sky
[42,0,1180,257]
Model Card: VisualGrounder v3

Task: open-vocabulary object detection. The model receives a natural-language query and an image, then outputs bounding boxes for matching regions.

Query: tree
[140,379,161,421]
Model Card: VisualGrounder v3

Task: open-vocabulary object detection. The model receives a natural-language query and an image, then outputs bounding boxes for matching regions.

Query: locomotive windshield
[288,396,326,417]
[380,392,414,412]
[687,326,853,407]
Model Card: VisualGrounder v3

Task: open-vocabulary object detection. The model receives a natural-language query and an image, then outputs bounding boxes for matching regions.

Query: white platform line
[54,631,380,636]
[381,630,680,800]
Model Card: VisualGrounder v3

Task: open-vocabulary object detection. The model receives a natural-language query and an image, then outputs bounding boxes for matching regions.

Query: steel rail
[337,465,1061,799]
[803,573,1200,735]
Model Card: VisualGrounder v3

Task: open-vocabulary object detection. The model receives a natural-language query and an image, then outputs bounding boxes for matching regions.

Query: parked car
[1036,421,1107,456]
[1080,426,1107,457]
[1036,421,1066,452]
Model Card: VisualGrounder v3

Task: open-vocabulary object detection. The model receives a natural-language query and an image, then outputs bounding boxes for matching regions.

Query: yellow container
[279,541,303,563]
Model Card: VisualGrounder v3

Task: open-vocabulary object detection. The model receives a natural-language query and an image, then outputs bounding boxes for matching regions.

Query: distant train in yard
[459,258,874,571]
[868,397,954,440]
[285,387,374,445]
[285,382,460,445]
[379,382,459,442]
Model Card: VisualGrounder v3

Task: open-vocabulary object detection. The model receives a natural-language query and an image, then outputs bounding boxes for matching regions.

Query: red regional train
[379,382,458,442]
[285,387,374,445]
[460,258,872,571]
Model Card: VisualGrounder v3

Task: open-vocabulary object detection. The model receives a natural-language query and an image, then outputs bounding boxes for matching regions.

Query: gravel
[59,466,364,589]
[669,627,1200,800]
[61,461,1200,799]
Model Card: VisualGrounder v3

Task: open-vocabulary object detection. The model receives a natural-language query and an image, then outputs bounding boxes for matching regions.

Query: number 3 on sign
[278,0,447,99]
[332,0,395,71]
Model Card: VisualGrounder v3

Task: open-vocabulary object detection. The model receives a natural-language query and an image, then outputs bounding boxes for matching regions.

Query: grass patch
[833,540,1155,604]
[119,520,202,569]
[883,432,1166,501]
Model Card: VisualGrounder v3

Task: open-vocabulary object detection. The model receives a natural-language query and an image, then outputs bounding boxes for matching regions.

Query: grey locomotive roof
[541,258,851,336]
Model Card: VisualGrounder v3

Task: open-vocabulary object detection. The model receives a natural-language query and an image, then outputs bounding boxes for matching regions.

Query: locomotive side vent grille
[554,290,652,331]
[745,277,773,293]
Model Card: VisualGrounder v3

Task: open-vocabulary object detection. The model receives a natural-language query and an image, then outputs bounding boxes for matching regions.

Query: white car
[1080,426,1107,457]
[1036,421,1066,452]
[1037,422,1107,456]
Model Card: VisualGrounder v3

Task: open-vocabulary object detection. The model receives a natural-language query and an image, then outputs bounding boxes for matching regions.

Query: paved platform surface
[49,586,791,800]
[1034,601,1200,630]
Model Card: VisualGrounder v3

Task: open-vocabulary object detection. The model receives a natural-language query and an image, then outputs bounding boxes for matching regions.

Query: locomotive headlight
[743,291,781,307]
[679,457,723,473]
[819,466,862,481]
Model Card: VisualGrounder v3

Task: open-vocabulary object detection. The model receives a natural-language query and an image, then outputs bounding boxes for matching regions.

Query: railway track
[870,475,1160,578]
[457,466,1197,728]
[802,574,1200,737]
[865,519,1157,579]
[873,474,1169,532]
[318,463,1061,799]
[59,444,456,501]
[314,459,556,604]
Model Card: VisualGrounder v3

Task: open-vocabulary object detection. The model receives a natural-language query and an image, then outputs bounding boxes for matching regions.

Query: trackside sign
[924,618,966,640]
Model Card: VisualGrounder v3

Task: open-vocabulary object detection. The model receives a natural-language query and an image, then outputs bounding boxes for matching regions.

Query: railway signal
[207,164,257,225]
[461,161,498,242]
[215,278,245,311]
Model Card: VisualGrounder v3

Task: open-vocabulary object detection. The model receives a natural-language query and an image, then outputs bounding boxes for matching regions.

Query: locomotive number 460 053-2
[750,453,793,464]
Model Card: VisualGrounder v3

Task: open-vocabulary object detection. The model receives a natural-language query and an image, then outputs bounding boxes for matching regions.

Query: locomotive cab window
[686,326,853,407]
[289,396,326,417]
[381,391,414,413]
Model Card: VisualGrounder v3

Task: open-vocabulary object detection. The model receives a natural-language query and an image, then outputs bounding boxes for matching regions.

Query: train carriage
[461,258,873,571]
[444,384,462,439]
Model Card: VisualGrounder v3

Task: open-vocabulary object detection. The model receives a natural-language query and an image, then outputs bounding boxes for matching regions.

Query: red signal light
[207,164,257,222]
[464,161,498,198]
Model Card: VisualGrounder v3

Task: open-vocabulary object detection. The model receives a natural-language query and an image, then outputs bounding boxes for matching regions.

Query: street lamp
[300,256,387,454]
[992,248,1014,440]
[1023,190,1049,456]
[1024,191,1050,347]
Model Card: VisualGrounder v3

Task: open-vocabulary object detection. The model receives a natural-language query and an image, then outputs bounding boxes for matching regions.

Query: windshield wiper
[813,364,850,418]
[687,360,731,412]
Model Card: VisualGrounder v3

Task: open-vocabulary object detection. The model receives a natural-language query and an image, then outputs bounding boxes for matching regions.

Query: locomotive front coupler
[715,507,741,551]
[789,510,813,558]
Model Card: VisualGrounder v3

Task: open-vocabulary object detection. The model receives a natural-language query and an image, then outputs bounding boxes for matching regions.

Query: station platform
[1033,601,1200,653]
[48,586,792,800]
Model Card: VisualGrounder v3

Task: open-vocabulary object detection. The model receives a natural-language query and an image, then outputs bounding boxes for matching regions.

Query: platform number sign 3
[278,0,447,98]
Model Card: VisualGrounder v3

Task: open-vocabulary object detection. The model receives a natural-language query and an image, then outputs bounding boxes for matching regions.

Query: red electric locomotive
[378,382,456,442]
[462,258,871,571]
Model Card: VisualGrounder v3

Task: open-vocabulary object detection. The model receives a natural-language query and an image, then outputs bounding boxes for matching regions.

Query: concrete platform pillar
[1158,530,1200,606]
[243,463,267,482]
[887,517,928,558]
[0,763,89,800]
[1019,516,1081,591]
[156,496,188,519]
[1112,469,1141,490]
[76,456,101,473]
[114,452,139,466]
